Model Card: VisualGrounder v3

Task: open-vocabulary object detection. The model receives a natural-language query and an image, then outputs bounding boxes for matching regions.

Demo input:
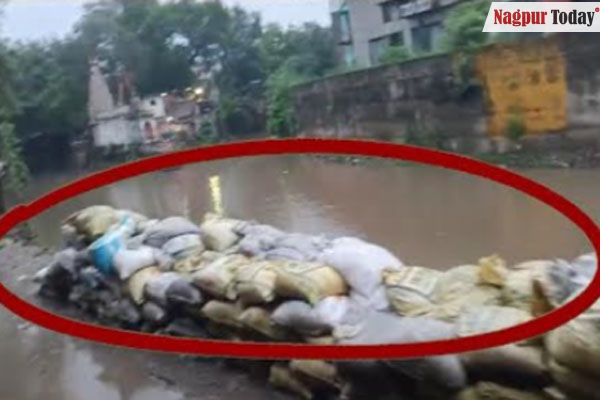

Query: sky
[0,0,331,41]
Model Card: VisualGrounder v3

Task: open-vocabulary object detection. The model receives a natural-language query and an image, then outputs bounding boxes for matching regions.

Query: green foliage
[506,112,526,141]
[0,118,30,192]
[441,0,491,52]
[266,68,305,138]
[379,46,412,65]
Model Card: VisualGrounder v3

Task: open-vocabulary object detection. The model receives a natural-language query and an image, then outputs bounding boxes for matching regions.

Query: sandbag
[478,255,509,287]
[304,336,336,345]
[191,254,250,298]
[161,234,203,259]
[113,246,159,280]
[237,225,284,257]
[274,260,348,304]
[457,306,532,338]
[409,285,502,322]
[546,296,600,379]
[232,261,278,305]
[269,364,313,400]
[336,311,467,391]
[115,209,149,234]
[265,233,330,262]
[532,259,593,316]
[456,382,551,400]
[61,224,85,249]
[173,250,220,274]
[65,205,120,240]
[571,252,597,282]
[433,265,481,303]
[201,300,245,329]
[319,237,403,310]
[89,216,136,275]
[272,301,332,336]
[145,272,202,307]
[200,213,242,252]
[548,359,600,400]
[383,266,442,315]
[238,307,288,340]
[289,360,342,391]
[141,301,169,326]
[460,345,550,388]
[143,217,200,248]
[503,260,554,311]
[127,266,161,304]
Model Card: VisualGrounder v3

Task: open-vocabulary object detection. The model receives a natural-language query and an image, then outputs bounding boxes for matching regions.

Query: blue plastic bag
[89,216,135,275]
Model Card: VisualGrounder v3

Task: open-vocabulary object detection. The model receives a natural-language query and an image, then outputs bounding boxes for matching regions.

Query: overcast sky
[1,0,331,41]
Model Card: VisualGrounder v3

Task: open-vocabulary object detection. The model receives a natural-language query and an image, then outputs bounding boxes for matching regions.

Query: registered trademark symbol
[596,7,599,12]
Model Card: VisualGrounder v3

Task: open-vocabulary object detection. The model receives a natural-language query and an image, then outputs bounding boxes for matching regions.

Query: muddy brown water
[2,155,600,400]
[22,155,598,267]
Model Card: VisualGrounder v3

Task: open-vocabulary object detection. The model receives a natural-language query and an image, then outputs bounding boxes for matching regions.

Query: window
[341,44,356,67]
[411,25,436,52]
[332,8,352,44]
[382,2,393,22]
[390,32,403,47]
[369,37,389,65]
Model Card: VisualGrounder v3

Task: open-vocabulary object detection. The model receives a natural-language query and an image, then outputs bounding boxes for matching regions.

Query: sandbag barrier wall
[34,205,598,400]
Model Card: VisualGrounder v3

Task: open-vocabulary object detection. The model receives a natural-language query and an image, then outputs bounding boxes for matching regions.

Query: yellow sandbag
[383,266,442,315]
[238,307,288,340]
[433,265,481,303]
[478,255,509,287]
[232,261,278,305]
[200,213,242,252]
[502,260,554,311]
[546,297,600,379]
[192,254,250,298]
[409,286,502,322]
[274,261,348,305]
[304,336,336,345]
[127,266,161,305]
[173,250,220,274]
[65,205,120,240]
[201,300,245,329]
[269,363,313,400]
[289,360,343,391]
[549,359,600,400]
[457,306,532,338]
[456,382,551,400]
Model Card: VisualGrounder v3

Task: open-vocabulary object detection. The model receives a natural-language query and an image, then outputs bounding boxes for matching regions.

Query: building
[330,0,463,67]
[88,61,143,148]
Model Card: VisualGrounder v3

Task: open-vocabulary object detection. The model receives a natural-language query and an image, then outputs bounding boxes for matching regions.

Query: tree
[379,45,412,64]
[442,0,491,52]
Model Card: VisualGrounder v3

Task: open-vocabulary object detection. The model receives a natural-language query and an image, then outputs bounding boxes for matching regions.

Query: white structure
[88,61,143,147]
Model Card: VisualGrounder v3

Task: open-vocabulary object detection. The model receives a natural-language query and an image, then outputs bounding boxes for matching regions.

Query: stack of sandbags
[268,360,343,400]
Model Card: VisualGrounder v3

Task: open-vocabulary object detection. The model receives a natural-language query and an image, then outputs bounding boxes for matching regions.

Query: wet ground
[2,155,600,399]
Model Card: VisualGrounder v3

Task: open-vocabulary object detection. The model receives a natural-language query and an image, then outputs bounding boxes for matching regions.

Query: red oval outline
[1,138,599,359]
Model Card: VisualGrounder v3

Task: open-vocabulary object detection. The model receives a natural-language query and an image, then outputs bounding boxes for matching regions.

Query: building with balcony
[330,0,464,67]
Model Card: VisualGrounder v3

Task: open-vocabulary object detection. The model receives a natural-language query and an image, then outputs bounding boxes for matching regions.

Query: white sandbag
[433,265,481,303]
[173,251,219,274]
[319,237,402,310]
[113,246,170,280]
[200,214,242,252]
[145,272,202,307]
[162,234,203,259]
[531,259,587,316]
[237,223,284,257]
[571,252,597,282]
[336,311,467,391]
[265,233,330,262]
[191,254,250,299]
[383,266,442,315]
[274,260,348,304]
[143,217,200,248]
[272,301,332,336]
[478,254,509,287]
[115,209,149,234]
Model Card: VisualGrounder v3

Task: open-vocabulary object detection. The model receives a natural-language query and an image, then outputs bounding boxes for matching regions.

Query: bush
[266,68,305,138]
[506,113,526,141]
[0,118,29,193]
[441,1,492,52]
[379,46,412,65]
